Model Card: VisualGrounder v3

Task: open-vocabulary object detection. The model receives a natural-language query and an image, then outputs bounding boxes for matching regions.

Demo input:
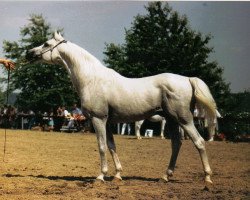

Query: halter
[39,39,67,62]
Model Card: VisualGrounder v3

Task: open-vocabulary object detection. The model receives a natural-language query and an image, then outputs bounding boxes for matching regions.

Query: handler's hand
[0,59,15,70]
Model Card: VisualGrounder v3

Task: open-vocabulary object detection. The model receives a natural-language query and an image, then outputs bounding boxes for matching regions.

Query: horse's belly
[109,88,162,123]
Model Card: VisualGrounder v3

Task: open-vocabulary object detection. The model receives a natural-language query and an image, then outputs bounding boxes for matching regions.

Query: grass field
[0,129,249,199]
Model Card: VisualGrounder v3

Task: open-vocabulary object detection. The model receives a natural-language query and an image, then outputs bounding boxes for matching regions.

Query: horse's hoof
[204,182,213,191]
[159,174,169,183]
[95,174,105,182]
[205,180,213,188]
[203,177,213,191]
[205,176,213,184]
[114,172,122,180]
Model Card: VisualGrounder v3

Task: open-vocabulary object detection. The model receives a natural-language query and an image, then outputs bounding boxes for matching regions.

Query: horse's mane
[66,42,104,69]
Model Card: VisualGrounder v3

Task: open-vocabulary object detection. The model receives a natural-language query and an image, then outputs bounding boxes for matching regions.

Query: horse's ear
[54,31,64,41]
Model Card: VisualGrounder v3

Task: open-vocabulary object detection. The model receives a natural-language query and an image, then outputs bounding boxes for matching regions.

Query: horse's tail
[189,77,217,124]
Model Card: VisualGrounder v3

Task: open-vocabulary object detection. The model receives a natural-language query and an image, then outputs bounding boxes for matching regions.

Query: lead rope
[3,69,10,162]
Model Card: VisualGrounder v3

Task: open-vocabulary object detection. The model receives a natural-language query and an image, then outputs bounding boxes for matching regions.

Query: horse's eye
[44,43,49,47]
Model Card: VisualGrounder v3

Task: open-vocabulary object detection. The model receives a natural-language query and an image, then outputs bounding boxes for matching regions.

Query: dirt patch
[0,129,249,199]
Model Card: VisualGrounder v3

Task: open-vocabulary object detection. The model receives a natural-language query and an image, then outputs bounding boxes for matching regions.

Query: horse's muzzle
[26,49,40,62]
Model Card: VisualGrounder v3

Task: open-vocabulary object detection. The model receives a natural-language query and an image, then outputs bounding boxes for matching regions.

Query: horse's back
[154,73,191,87]
[107,72,194,122]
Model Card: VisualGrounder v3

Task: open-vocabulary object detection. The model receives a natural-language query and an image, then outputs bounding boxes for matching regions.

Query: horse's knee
[99,144,108,156]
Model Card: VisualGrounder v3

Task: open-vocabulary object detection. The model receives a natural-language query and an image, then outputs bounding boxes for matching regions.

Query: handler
[0,58,15,70]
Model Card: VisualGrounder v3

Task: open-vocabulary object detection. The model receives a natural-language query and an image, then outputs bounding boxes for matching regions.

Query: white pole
[117,123,120,134]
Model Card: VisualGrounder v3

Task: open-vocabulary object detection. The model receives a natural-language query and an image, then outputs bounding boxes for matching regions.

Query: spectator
[61,106,73,128]
[28,109,35,129]
[62,106,70,118]
[71,104,86,130]
[56,106,63,117]
[63,104,86,131]
[52,106,62,131]
[48,108,54,131]
[6,105,17,129]
[72,103,82,116]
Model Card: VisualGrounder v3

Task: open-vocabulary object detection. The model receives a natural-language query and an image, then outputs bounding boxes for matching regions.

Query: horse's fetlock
[205,169,212,176]
[102,167,108,175]
[167,169,174,177]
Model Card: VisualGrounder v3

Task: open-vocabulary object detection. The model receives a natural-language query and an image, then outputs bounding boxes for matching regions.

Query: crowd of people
[0,104,87,132]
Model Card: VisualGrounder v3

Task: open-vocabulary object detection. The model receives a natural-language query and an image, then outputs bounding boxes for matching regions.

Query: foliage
[2,14,79,112]
[104,2,230,109]
[223,90,250,114]
[0,87,5,106]
[218,90,250,139]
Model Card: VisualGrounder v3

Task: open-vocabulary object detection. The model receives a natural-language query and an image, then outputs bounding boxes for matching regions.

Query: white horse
[135,114,166,139]
[28,32,218,184]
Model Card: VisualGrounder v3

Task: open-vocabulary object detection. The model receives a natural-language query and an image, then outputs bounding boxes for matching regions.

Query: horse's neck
[59,42,108,89]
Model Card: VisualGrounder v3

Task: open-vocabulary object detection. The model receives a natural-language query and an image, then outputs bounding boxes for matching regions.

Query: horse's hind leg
[107,123,123,180]
[135,120,143,139]
[182,122,213,184]
[162,119,182,182]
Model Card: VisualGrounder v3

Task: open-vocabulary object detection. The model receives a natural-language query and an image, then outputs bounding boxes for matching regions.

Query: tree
[3,14,79,112]
[104,2,230,109]
[224,90,250,113]
[0,87,5,106]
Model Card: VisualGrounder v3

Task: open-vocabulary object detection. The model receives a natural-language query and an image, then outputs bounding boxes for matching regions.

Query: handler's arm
[0,58,15,70]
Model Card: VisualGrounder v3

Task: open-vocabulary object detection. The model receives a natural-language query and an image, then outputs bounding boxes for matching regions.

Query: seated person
[67,104,86,129]
[72,104,85,121]
[61,106,74,128]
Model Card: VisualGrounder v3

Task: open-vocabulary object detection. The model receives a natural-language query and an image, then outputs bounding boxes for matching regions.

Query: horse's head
[27,32,66,64]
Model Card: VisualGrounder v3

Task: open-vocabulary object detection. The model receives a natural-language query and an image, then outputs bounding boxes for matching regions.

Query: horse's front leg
[92,117,108,182]
[107,123,123,180]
